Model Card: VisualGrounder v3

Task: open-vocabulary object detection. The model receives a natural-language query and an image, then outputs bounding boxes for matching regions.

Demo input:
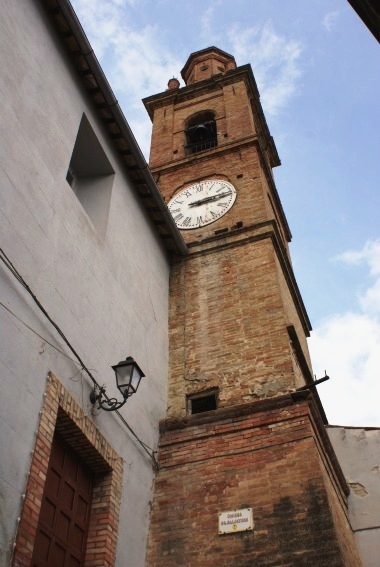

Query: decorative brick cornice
[160,390,308,432]
[159,391,349,497]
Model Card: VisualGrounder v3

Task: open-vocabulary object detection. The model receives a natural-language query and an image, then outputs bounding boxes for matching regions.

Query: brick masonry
[145,48,361,565]
[146,53,313,418]
[146,395,361,566]
[167,231,312,418]
[12,372,123,567]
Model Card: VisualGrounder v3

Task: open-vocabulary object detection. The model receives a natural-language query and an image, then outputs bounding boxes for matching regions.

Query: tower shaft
[144,47,361,566]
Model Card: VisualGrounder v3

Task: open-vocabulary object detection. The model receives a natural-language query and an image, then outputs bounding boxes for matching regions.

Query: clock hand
[188,191,232,207]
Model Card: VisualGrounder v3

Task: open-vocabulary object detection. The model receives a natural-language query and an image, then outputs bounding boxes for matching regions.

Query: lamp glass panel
[116,364,133,394]
[131,367,143,392]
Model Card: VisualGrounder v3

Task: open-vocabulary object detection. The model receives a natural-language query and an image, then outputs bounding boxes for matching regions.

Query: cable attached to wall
[0,247,159,470]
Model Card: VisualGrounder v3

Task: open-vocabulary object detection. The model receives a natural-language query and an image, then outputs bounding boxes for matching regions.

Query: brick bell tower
[143,48,360,566]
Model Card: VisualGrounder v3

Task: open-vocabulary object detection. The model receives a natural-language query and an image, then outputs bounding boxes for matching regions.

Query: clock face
[168,179,236,230]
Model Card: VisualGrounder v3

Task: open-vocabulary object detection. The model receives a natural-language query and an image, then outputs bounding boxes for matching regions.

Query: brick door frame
[12,372,124,567]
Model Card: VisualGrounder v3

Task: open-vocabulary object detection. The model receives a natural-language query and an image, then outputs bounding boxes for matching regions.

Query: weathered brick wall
[146,397,360,567]
[168,237,297,418]
[149,103,176,168]
[222,80,256,142]
[273,252,313,370]
[323,476,363,567]
[152,130,314,418]
[261,168,290,253]
[310,421,363,566]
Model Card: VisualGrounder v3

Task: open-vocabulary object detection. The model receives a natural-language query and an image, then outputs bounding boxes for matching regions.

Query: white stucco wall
[327,426,380,567]
[0,1,170,565]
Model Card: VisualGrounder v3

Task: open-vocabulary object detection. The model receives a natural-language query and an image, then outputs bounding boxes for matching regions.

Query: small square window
[188,390,218,415]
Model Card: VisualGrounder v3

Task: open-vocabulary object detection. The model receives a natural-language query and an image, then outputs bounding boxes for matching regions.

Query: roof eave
[40,0,187,256]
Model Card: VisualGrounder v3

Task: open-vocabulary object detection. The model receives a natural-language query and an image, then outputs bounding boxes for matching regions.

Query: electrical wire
[0,301,81,366]
[0,247,159,469]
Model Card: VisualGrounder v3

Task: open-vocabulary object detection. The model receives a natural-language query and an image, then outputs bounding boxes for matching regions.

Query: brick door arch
[12,373,123,567]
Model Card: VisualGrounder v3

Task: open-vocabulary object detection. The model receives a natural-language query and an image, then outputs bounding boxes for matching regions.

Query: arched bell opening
[185,111,217,155]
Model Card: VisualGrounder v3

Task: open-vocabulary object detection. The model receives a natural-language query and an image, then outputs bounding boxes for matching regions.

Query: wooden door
[31,432,93,567]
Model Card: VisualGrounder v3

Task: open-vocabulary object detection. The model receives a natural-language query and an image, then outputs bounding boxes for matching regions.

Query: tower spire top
[181,46,236,85]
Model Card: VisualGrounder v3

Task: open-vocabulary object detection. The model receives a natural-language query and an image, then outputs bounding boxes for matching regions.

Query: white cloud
[72,0,128,58]
[227,21,303,116]
[335,239,380,313]
[322,11,340,32]
[200,0,222,42]
[71,0,184,155]
[72,0,183,97]
[336,239,380,278]
[71,3,303,154]
[361,278,380,314]
[309,239,380,426]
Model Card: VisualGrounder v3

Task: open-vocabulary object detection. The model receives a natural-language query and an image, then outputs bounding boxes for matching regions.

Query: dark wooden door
[31,432,93,567]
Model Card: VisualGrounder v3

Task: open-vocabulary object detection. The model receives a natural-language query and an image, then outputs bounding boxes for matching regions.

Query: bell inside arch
[195,124,208,140]
[185,114,217,155]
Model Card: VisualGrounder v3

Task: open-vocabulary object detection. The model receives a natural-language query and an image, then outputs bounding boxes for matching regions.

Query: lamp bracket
[90,385,128,412]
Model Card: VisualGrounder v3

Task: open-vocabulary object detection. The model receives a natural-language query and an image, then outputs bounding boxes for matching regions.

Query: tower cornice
[157,393,346,493]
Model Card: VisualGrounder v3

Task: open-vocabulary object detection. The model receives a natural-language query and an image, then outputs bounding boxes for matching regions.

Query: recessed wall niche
[67,114,114,237]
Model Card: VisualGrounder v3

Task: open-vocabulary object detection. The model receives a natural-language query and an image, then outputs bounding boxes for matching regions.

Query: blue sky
[71,0,380,426]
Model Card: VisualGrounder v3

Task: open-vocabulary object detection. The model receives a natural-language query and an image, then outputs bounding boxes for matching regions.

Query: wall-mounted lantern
[90,356,145,411]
